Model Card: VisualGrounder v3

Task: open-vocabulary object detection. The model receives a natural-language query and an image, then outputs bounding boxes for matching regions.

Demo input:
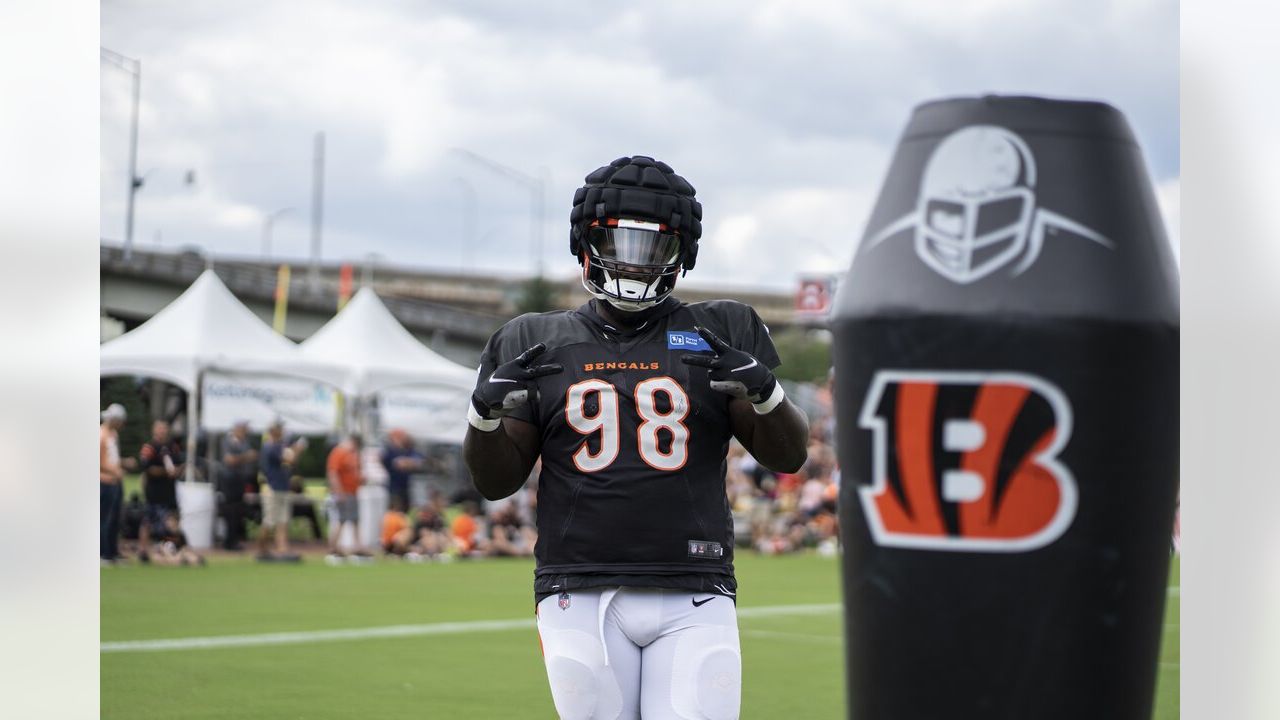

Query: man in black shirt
[137,420,184,564]
[219,420,257,551]
[464,156,808,720]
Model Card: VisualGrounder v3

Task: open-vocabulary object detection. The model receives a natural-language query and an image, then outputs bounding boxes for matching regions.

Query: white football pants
[535,586,741,720]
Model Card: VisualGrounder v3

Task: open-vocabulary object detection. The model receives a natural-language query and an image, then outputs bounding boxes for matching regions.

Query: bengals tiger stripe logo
[858,370,1076,552]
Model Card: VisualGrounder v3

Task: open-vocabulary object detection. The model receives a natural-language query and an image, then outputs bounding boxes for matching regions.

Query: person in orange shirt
[325,434,366,561]
[381,496,412,556]
[450,501,488,557]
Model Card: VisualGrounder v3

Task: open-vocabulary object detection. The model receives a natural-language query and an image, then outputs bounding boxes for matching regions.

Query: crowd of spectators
[99,404,205,566]
[383,403,845,564]
[711,376,841,557]
[101,373,1194,567]
[102,378,845,566]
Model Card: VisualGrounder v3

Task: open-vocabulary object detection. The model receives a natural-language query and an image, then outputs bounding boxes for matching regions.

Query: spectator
[148,511,206,566]
[218,420,257,551]
[121,492,145,542]
[450,501,488,557]
[257,421,306,560]
[797,466,829,517]
[487,502,535,558]
[99,403,128,564]
[137,420,184,564]
[289,475,325,541]
[380,496,413,556]
[326,434,367,561]
[409,502,450,560]
[380,428,424,511]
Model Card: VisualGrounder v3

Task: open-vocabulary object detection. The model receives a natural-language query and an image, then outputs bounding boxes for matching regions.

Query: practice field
[101,553,1179,718]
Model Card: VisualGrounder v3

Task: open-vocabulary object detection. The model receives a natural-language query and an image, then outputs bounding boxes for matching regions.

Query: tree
[515,274,559,315]
[770,328,832,384]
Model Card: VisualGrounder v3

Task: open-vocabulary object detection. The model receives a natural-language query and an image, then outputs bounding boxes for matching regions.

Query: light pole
[309,132,325,293]
[261,207,294,260]
[451,148,547,277]
[362,251,384,287]
[101,47,142,261]
[454,176,477,271]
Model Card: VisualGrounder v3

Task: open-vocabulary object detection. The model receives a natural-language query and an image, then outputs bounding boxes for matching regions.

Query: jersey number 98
[565,377,690,472]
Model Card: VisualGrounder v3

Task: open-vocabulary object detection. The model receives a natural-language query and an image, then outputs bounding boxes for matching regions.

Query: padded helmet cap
[569,156,702,270]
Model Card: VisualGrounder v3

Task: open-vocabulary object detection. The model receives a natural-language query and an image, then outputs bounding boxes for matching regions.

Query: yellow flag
[273,264,291,334]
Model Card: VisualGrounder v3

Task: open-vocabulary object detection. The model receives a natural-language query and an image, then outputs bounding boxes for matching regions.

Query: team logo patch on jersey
[688,540,724,559]
[858,370,1077,552]
[558,592,571,610]
[668,331,713,351]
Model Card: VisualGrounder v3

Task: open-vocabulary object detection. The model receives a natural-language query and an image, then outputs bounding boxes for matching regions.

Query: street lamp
[454,176,477,271]
[262,207,294,260]
[101,47,142,261]
[451,148,548,277]
[362,251,385,287]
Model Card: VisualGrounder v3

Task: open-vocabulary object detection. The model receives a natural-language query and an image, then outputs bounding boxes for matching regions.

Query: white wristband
[467,404,501,432]
[752,382,786,415]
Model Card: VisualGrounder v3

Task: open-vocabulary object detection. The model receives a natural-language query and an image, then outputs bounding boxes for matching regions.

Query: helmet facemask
[916,186,1034,281]
[580,219,683,312]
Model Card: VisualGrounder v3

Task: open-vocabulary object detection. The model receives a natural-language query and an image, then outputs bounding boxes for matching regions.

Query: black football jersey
[476,297,780,601]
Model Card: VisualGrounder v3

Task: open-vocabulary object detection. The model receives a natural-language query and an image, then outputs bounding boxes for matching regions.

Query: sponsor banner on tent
[377,384,470,443]
[201,371,339,434]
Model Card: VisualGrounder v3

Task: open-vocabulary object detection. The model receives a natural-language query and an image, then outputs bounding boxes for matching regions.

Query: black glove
[470,343,563,425]
[680,325,779,406]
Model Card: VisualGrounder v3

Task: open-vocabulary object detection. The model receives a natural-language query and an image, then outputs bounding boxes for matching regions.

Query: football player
[464,155,809,720]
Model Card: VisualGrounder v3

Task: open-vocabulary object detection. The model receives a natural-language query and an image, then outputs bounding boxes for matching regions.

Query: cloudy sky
[101,0,1178,291]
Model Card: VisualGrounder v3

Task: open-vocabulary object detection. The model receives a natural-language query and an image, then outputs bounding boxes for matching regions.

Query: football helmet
[916,125,1036,282]
[580,217,683,311]
[570,156,702,311]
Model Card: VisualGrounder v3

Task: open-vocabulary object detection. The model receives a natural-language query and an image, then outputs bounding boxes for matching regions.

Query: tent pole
[207,428,217,481]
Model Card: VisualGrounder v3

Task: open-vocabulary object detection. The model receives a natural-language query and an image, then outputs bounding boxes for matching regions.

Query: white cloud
[101,0,1177,290]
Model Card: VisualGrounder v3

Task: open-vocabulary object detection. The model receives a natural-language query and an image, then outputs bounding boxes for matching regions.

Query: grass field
[101,553,1179,718]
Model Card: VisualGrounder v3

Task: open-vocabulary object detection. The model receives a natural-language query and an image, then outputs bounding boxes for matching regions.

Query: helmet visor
[586,225,682,272]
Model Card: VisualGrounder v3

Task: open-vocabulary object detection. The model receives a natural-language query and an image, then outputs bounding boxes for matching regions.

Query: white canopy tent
[101,269,346,478]
[299,286,476,443]
[101,270,350,549]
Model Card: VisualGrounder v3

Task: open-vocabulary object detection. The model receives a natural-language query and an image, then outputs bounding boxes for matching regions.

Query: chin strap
[604,296,661,313]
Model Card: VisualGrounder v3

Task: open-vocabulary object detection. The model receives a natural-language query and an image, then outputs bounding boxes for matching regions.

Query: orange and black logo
[857,370,1076,552]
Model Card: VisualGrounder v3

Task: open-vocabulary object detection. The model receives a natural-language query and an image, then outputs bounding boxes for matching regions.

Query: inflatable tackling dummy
[831,95,1179,719]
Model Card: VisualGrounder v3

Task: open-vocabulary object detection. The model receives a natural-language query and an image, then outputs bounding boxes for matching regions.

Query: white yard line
[100,619,536,654]
[741,629,843,645]
[102,603,842,654]
[104,591,1180,655]
[738,603,841,619]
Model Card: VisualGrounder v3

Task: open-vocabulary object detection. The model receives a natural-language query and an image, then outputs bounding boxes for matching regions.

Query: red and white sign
[795,275,836,318]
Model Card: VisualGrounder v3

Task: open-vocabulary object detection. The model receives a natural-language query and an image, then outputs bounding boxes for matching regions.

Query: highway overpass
[101,242,802,367]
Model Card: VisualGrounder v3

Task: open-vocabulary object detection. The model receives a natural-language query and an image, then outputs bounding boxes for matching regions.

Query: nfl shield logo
[558,592,571,611]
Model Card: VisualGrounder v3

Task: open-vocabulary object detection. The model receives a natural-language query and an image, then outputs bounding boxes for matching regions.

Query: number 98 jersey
[476,297,780,601]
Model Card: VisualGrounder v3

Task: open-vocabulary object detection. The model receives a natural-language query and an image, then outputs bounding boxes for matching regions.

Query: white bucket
[176,482,216,550]
[358,484,387,551]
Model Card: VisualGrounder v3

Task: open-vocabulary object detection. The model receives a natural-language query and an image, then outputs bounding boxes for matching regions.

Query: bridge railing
[100,244,504,342]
